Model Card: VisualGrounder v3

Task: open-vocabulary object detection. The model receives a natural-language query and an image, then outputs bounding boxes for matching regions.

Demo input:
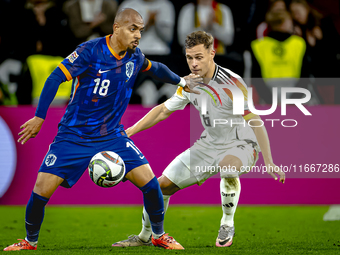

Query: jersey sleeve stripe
[58,63,72,81]
[243,112,256,120]
[218,70,248,101]
[141,59,152,72]
[70,77,80,103]
[222,88,233,101]
[231,77,248,100]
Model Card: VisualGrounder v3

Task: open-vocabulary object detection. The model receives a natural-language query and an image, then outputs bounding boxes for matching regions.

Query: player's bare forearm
[249,115,273,164]
[248,115,285,183]
[126,103,173,137]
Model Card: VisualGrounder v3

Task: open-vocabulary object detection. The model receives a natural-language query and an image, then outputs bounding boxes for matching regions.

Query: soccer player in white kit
[113,31,285,248]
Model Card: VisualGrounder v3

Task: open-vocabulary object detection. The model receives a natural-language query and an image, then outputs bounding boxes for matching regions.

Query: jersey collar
[212,63,218,80]
[106,35,127,60]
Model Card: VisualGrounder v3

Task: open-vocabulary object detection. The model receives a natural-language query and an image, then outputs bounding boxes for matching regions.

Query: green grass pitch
[1,206,339,254]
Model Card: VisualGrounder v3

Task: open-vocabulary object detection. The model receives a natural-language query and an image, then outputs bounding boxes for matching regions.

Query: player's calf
[158,175,180,195]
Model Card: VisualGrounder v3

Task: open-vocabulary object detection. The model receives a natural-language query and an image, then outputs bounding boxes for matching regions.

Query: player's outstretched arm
[126,103,174,137]
[142,60,200,94]
[247,115,285,183]
[18,67,66,144]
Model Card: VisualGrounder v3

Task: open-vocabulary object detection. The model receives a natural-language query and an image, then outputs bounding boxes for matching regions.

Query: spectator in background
[0,0,38,62]
[289,0,322,47]
[289,0,340,78]
[118,0,175,55]
[250,10,311,104]
[117,0,176,106]
[256,0,287,39]
[63,0,118,45]
[177,0,234,55]
[26,0,74,57]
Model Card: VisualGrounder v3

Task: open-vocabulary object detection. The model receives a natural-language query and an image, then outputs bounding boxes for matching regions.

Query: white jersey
[164,64,259,150]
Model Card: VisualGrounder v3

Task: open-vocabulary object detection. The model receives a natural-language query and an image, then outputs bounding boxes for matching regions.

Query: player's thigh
[39,137,96,188]
[188,144,222,185]
[125,164,155,188]
[218,155,243,171]
[218,144,258,178]
[163,149,200,190]
[100,136,151,187]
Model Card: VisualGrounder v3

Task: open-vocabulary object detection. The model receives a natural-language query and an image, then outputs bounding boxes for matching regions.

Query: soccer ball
[88,151,125,188]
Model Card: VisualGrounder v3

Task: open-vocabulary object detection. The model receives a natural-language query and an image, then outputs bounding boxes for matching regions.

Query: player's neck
[204,62,216,79]
[109,35,127,56]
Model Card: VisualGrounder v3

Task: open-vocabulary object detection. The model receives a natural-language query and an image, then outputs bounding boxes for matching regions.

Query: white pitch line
[323,205,340,221]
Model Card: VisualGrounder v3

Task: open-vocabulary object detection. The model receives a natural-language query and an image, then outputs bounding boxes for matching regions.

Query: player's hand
[266,162,285,184]
[183,74,202,94]
[18,116,44,145]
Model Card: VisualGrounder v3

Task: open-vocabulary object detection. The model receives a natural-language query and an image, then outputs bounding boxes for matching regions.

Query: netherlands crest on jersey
[126,61,134,80]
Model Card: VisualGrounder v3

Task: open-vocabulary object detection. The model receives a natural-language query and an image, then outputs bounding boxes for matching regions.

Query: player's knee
[219,155,242,172]
[33,181,52,198]
[33,173,63,198]
[158,175,179,195]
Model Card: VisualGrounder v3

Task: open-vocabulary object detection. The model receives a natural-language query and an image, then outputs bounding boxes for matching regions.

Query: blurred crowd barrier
[0,105,339,205]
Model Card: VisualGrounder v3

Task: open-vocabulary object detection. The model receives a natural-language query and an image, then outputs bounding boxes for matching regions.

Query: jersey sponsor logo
[66,51,79,63]
[45,154,57,167]
[221,192,236,197]
[125,61,134,80]
[98,69,111,74]
[223,202,234,208]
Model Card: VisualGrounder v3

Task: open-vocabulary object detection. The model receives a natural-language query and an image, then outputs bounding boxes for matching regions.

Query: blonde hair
[185,31,214,50]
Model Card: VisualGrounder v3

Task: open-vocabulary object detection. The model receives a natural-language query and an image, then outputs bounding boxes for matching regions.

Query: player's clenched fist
[18,116,44,144]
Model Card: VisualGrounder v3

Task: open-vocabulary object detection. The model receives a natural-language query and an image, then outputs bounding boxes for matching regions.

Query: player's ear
[210,48,216,59]
[113,23,119,35]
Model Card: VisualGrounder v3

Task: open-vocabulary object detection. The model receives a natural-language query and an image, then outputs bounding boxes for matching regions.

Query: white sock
[25,237,37,247]
[139,195,171,241]
[220,177,241,227]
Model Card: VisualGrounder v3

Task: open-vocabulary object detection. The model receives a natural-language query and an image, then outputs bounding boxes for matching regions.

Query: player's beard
[127,47,136,55]
[127,40,138,54]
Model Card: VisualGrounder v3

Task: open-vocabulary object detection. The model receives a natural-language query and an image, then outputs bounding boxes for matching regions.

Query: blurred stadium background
[0,0,340,253]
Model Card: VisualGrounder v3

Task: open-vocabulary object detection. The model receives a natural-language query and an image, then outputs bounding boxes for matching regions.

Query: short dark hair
[266,10,291,29]
[185,31,214,50]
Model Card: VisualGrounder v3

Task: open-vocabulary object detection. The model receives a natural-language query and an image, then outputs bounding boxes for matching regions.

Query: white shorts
[163,142,259,189]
